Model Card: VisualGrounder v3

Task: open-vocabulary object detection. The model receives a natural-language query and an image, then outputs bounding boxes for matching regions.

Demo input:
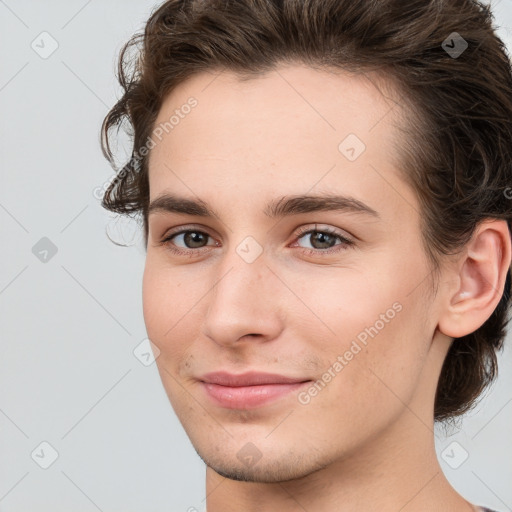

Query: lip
[199,371,312,409]
[200,371,310,387]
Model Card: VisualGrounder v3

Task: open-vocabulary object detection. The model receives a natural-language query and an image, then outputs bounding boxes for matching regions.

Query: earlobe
[438,219,511,339]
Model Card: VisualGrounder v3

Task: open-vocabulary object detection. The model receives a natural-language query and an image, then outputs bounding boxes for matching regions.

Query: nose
[201,251,284,347]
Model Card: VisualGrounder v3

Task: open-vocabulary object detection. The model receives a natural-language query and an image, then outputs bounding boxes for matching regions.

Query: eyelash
[158,224,354,258]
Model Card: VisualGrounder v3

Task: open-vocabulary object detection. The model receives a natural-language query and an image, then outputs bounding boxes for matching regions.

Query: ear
[438,219,511,339]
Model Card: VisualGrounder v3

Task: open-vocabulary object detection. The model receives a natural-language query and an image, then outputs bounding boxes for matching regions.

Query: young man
[100,0,512,510]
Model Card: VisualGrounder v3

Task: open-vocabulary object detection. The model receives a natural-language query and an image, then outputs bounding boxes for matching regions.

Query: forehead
[149,65,402,156]
[146,64,413,218]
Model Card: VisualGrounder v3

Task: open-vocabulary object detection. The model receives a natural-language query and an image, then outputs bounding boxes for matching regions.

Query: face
[143,64,442,483]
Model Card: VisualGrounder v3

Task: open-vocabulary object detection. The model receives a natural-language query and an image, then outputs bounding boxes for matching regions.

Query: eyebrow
[147,193,380,220]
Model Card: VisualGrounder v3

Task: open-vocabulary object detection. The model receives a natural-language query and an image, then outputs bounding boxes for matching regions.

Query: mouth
[198,371,312,409]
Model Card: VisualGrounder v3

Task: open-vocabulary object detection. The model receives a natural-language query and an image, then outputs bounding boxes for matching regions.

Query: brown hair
[100,0,512,423]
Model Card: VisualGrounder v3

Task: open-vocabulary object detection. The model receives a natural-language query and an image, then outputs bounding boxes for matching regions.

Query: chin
[199,447,328,483]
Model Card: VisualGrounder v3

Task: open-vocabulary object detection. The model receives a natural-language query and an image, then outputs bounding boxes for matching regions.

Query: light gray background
[0,1,511,511]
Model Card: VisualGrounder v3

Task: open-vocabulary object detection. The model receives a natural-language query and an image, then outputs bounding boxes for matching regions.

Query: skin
[142,64,510,512]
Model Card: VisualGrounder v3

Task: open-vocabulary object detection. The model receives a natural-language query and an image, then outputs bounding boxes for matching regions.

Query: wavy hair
[100,0,512,422]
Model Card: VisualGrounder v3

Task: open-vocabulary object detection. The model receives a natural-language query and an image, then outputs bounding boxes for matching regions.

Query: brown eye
[294,226,354,255]
[160,228,217,256]
[176,231,209,249]
[298,231,339,250]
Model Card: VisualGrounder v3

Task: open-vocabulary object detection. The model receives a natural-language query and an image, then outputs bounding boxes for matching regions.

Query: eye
[159,227,217,256]
[292,225,354,256]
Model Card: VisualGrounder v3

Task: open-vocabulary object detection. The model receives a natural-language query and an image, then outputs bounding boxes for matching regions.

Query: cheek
[142,255,215,379]
[292,253,432,399]
[142,259,163,337]
[142,257,185,355]
[287,263,402,341]
[348,302,430,422]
